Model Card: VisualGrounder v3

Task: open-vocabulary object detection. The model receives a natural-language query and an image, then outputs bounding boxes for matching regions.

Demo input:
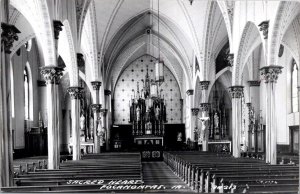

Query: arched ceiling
[282,13,300,65]
[90,0,229,89]
[8,5,35,56]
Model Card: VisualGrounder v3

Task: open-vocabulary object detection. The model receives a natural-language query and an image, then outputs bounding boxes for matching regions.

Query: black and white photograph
[0,0,300,193]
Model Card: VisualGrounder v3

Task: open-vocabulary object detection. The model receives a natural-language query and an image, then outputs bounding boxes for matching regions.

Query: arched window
[24,67,29,120]
[292,59,298,113]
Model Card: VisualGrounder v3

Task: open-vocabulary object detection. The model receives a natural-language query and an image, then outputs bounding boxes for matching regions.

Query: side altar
[129,67,167,161]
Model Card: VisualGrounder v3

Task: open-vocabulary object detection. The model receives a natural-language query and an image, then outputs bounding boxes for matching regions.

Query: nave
[2,0,300,193]
[1,151,299,193]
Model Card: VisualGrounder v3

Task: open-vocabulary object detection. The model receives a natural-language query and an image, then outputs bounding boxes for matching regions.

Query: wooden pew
[164,151,299,193]
[3,152,143,193]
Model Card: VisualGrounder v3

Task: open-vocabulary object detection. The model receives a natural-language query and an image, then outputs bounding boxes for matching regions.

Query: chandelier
[155,0,164,85]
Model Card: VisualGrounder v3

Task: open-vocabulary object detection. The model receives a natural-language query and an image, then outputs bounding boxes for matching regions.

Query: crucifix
[198,116,210,151]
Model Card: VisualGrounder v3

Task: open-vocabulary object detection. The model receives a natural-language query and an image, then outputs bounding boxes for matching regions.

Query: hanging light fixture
[155,0,164,85]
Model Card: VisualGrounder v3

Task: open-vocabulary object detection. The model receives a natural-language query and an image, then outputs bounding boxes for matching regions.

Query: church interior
[1,0,300,193]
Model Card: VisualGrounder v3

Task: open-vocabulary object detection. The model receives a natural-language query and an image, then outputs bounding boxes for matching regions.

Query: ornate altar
[247,104,265,153]
[204,86,231,153]
[129,66,167,161]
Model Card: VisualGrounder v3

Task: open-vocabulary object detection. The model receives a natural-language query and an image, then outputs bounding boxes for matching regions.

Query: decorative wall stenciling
[114,55,182,124]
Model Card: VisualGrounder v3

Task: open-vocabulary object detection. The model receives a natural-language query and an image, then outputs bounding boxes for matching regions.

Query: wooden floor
[142,162,192,193]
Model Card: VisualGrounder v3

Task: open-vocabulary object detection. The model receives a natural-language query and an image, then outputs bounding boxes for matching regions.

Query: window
[292,59,298,113]
[24,68,29,120]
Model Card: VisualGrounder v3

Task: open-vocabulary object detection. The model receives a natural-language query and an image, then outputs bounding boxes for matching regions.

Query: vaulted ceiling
[7,0,230,94]
[88,0,229,92]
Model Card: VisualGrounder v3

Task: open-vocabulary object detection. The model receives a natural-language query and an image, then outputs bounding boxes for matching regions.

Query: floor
[142,161,192,193]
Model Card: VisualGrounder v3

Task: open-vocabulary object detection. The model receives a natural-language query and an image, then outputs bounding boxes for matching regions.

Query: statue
[88,116,94,140]
[97,117,105,146]
[96,117,102,136]
[145,107,151,122]
[155,106,160,121]
[80,112,86,141]
[80,112,85,131]
[198,116,210,151]
[214,112,219,128]
[136,106,141,121]
[145,121,152,135]
[177,132,182,142]
[199,117,210,139]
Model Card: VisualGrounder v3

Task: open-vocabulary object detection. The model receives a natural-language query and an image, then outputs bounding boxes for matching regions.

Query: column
[199,103,210,151]
[0,2,21,186]
[199,81,210,151]
[67,87,83,160]
[298,86,300,190]
[104,89,111,150]
[91,81,101,153]
[91,104,101,153]
[229,86,244,158]
[186,89,194,142]
[40,66,64,169]
[191,108,199,149]
[260,66,282,164]
[199,81,210,102]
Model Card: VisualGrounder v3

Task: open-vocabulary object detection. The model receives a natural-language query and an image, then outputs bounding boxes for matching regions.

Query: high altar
[129,67,167,161]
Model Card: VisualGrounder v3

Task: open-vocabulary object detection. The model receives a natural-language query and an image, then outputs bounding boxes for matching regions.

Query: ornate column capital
[91,104,102,113]
[91,81,101,90]
[186,89,194,96]
[191,108,199,116]
[67,87,84,99]
[248,80,261,87]
[40,66,64,84]
[77,53,85,67]
[53,20,63,40]
[260,65,283,83]
[227,53,234,67]
[199,103,210,112]
[104,89,111,96]
[258,20,269,39]
[199,81,210,90]
[228,86,244,98]
[1,23,20,54]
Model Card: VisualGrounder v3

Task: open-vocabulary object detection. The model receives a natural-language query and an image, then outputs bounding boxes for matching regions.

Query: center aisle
[142,162,192,193]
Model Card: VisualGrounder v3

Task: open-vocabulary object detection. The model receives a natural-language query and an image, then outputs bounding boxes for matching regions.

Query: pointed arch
[268,1,300,66]
[58,20,78,86]
[10,0,56,67]
[233,21,264,85]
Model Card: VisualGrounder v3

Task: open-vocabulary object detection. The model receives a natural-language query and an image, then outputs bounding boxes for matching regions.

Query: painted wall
[113,55,182,125]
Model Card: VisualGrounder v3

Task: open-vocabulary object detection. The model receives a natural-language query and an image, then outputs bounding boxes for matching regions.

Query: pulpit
[25,127,47,156]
